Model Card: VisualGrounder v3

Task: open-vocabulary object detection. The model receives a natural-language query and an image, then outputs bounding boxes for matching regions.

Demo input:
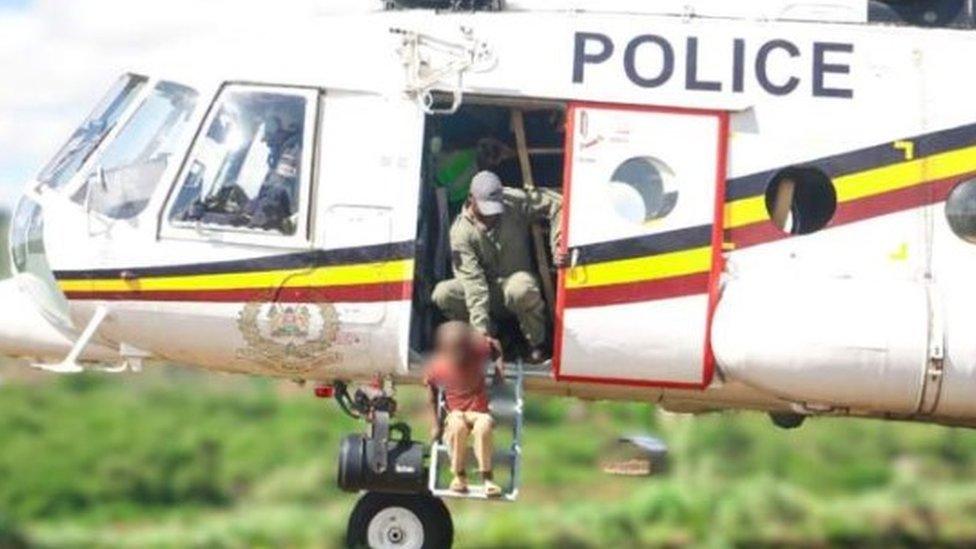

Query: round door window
[608,156,678,225]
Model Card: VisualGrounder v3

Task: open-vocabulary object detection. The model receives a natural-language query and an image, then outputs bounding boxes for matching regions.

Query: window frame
[77,80,202,222]
[36,73,150,198]
[159,82,321,248]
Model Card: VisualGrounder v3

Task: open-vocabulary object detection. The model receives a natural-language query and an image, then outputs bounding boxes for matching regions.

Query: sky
[0,0,375,211]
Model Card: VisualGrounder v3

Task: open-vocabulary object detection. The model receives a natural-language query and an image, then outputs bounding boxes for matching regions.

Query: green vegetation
[0,510,28,549]
[1,364,976,547]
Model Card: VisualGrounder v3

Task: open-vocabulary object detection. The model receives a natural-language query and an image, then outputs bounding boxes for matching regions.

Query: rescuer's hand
[493,363,506,387]
[486,336,503,359]
[553,249,570,269]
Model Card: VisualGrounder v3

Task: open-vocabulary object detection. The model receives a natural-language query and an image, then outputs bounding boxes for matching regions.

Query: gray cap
[470,171,505,216]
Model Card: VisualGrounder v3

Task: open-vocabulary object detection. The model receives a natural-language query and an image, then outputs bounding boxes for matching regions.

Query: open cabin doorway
[409,96,566,372]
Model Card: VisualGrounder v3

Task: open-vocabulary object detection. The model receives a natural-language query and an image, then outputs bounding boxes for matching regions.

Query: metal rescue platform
[428,361,525,501]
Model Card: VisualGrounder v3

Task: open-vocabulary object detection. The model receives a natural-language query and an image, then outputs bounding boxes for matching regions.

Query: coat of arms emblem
[237,300,343,374]
[269,304,311,339]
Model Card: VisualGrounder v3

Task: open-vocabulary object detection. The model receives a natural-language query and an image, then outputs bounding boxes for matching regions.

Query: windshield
[78,81,199,219]
[37,74,147,190]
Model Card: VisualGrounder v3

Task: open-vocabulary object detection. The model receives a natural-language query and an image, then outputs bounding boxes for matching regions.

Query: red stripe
[726,220,788,249]
[64,281,413,303]
[729,173,968,249]
[564,271,709,308]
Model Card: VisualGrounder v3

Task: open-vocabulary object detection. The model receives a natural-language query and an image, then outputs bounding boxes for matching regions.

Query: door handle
[566,248,586,285]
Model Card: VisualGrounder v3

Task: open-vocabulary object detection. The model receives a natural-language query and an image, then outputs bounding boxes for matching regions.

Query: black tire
[346,492,453,549]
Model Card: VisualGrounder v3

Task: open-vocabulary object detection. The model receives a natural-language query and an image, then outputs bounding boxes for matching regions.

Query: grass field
[2,363,976,548]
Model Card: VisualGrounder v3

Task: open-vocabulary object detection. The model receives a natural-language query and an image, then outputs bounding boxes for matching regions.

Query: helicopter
[3,0,976,546]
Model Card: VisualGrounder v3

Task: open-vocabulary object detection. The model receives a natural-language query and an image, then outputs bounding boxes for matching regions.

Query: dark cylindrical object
[337,434,427,494]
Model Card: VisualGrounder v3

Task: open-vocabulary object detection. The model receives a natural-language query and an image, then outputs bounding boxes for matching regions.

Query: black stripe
[916,124,976,158]
[726,121,976,201]
[53,240,416,280]
[574,224,712,265]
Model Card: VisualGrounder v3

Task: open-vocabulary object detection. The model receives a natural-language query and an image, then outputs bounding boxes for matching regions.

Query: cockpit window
[76,81,199,219]
[168,87,310,236]
[37,74,147,190]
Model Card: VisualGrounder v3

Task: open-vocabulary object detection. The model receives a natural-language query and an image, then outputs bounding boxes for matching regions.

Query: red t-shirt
[424,337,492,413]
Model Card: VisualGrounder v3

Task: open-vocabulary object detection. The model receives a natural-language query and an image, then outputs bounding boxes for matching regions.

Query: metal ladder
[428,361,524,501]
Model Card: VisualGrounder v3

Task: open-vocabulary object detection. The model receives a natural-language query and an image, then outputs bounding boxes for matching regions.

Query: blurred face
[477,138,505,168]
[437,321,473,364]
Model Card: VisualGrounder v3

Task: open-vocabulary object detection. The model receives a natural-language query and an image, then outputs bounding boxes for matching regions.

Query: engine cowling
[712,274,929,414]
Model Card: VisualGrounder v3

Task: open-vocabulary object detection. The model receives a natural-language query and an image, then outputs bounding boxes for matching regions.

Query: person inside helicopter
[241,114,302,231]
[173,92,304,234]
[411,104,567,363]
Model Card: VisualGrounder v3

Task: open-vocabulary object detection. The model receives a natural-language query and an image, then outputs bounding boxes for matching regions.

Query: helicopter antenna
[392,25,497,114]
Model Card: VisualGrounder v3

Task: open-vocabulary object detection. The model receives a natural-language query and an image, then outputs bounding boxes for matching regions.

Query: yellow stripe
[725,195,768,229]
[565,246,711,289]
[725,144,976,229]
[58,259,414,293]
[835,145,976,202]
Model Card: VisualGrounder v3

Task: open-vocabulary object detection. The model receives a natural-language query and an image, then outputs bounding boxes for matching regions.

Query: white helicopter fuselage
[6,4,976,428]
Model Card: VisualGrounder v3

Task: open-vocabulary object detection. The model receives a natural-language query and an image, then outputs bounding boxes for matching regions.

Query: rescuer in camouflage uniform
[432,170,563,363]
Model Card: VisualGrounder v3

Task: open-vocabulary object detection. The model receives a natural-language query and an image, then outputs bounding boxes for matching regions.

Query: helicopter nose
[0,276,85,361]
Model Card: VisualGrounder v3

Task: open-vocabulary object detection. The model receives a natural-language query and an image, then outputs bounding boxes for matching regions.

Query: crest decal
[237,300,345,374]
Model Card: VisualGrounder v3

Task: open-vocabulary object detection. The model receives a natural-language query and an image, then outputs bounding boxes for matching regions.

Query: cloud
[0,0,381,209]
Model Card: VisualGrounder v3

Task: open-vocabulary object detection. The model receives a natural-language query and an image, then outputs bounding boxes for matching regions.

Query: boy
[425,321,505,496]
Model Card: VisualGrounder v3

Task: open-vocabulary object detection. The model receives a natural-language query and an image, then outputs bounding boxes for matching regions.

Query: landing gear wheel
[347,492,453,549]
